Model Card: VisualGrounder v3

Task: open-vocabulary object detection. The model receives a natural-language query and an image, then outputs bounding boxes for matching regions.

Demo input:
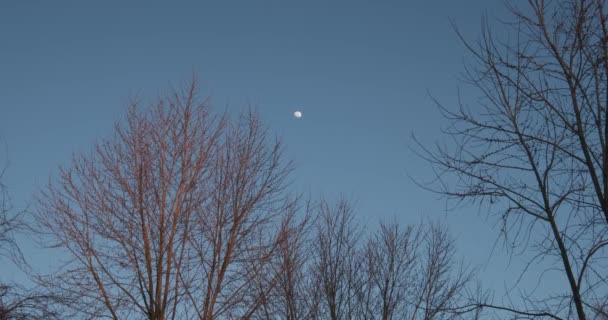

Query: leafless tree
[251,200,315,320]
[37,82,294,320]
[358,222,418,320]
[409,223,473,320]
[313,198,363,320]
[417,0,608,319]
[254,197,364,320]
[359,222,473,320]
[180,111,293,320]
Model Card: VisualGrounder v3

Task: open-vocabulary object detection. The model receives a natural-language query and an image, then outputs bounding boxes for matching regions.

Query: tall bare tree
[409,223,473,320]
[253,198,364,320]
[417,0,608,319]
[358,222,418,320]
[359,222,473,320]
[37,82,293,320]
[313,198,363,320]
[181,111,293,320]
[251,200,315,320]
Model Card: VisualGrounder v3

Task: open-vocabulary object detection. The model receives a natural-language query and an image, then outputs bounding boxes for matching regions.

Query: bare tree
[359,222,473,320]
[37,82,294,320]
[251,200,315,320]
[417,0,608,319]
[313,198,363,320]
[181,111,293,320]
[255,197,364,320]
[408,223,473,320]
[358,222,418,320]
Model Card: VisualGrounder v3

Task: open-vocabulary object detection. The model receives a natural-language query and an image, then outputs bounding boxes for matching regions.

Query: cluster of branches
[0,163,20,270]
[0,150,62,319]
[417,0,608,319]
[31,82,475,320]
[0,284,61,320]
[255,198,476,320]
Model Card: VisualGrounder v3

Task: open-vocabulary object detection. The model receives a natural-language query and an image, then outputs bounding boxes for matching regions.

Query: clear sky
[0,0,556,302]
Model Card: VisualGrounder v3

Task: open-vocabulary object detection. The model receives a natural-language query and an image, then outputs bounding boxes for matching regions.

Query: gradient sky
[0,0,559,303]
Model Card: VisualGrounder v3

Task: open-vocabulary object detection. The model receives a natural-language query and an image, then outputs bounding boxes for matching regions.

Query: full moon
[294,111,302,118]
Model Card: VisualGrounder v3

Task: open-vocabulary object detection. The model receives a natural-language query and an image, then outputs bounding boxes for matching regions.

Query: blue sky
[0,0,558,301]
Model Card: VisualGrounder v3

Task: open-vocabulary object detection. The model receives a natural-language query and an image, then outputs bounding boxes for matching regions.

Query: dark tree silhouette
[417,0,608,319]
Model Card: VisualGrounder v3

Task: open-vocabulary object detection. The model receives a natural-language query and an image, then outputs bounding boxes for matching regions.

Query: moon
[293,111,302,118]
